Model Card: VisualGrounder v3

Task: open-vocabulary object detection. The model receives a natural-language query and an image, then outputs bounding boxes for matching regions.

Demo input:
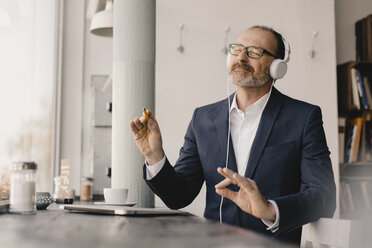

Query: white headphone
[226,34,291,80]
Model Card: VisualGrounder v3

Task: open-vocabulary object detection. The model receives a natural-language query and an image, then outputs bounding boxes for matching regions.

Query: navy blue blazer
[144,87,336,244]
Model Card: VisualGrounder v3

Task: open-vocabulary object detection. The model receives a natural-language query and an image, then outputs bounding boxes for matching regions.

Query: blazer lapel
[244,87,283,179]
[214,93,238,173]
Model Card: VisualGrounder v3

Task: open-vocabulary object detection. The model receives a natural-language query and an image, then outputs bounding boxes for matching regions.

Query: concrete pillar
[112,0,155,207]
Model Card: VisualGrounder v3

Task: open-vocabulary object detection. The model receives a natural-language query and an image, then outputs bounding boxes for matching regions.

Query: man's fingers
[215,188,238,202]
[147,118,157,131]
[130,110,162,139]
[146,110,153,118]
[129,121,139,133]
[148,119,161,134]
[245,178,258,190]
[232,173,255,191]
[146,110,157,121]
[217,167,238,184]
[145,110,156,123]
[215,178,232,189]
[133,118,145,130]
[217,167,235,178]
[218,167,255,192]
[142,110,161,132]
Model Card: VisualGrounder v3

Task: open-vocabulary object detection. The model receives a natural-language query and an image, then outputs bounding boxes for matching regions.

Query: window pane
[0,0,57,195]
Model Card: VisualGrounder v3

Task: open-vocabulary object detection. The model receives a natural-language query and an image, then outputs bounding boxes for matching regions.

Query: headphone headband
[281,35,291,63]
[269,33,290,80]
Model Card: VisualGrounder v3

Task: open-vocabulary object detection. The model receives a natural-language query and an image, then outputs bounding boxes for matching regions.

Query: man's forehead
[236,29,277,51]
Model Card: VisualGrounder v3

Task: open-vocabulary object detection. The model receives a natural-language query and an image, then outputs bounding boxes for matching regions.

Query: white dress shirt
[145,88,279,232]
[230,90,270,176]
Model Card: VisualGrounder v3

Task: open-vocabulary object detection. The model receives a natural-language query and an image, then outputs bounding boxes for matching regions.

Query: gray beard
[230,71,270,88]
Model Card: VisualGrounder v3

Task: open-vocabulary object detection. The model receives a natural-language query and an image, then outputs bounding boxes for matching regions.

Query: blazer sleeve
[143,108,205,209]
[272,106,336,233]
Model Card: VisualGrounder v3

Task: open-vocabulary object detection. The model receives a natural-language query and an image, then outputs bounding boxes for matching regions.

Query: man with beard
[130,26,336,245]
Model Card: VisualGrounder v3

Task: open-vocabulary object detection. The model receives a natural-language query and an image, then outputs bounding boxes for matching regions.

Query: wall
[335,0,372,64]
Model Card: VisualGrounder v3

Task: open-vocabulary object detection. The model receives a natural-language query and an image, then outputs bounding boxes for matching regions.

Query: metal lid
[10,161,37,171]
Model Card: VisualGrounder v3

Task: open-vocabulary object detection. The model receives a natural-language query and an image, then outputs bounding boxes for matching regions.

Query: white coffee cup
[103,188,128,204]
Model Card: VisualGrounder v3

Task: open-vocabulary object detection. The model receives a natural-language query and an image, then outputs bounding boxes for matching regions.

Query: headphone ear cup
[270,59,287,80]
[226,53,231,69]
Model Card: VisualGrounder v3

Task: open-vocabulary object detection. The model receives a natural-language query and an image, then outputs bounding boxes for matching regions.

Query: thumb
[147,118,160,134]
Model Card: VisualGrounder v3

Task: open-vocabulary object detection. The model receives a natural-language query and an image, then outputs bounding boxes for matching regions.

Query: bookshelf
[337,61,372,220]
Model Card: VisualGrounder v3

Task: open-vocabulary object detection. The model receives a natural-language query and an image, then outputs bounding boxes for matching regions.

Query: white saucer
[93,201,137,207]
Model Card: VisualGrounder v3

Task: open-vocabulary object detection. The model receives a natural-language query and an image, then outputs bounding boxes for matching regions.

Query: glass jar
[80,177,93,201]
[53,176,61,200]
[9,161,37,214]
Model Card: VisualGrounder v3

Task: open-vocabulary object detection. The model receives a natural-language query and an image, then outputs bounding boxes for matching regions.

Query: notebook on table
[60,204,188,216]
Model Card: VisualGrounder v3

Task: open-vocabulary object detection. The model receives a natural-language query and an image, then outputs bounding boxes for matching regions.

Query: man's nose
[236,49,248,62]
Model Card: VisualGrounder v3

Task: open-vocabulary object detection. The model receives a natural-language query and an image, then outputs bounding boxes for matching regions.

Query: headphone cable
[219,74,232,223]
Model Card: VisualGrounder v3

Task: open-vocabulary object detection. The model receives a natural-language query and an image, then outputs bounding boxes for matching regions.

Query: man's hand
[215,167,276,221]
[129,110,165,165]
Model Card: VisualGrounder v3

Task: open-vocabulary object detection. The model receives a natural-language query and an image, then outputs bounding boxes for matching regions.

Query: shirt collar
[230,86,272,114]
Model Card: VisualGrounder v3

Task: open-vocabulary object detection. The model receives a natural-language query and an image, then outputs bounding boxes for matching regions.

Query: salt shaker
[9,161,37,214]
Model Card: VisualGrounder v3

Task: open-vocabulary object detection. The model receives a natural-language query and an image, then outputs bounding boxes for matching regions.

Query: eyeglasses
[229,44,277,59]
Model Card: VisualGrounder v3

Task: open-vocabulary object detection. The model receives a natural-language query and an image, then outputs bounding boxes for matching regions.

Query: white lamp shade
[90,1,113,37]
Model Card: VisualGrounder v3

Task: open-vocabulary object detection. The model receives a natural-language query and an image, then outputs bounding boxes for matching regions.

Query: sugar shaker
[9,161,37,214]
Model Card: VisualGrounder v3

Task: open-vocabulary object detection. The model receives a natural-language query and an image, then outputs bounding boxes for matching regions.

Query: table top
[0,203,293,248]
